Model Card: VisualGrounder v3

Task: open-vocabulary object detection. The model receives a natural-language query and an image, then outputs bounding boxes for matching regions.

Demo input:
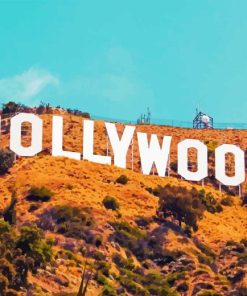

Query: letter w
[137,133,172,177]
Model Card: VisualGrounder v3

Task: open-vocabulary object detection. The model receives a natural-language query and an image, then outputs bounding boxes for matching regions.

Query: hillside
[0,111,246,296]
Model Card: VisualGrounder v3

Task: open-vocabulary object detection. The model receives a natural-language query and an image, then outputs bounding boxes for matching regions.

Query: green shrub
[95,261,111,277]
[226,240,237,246]
[101,284,117,296]
[197,253,214,266]
[0,149,15,175]
[195,242,216,260]
[135,216,150,228]
[158,185,205,231]
[200,192,223,213]
[103,196,119,211]
[28,204,40,212]
[119,276,149,296]
[145,187,153,194]
[116,175,129,185]
[92,251,105,261]
[95,235,103,248]
[145,187,161,197]
[0,219,11,235]
[26,186,54,202]
[0,220,53,291]
[16,225,53,269]
[152,187,161,197]
[240,238,247,247]
[97,272,108,285]
[113,253,135,271]
[110,221,146,253]
[38,205,96,244]
[118,267,177,296]
[166,271,187,286]
[3,196,17,225]
[177,282,189,292]
[2,101,24,114]
[221,196,234,206]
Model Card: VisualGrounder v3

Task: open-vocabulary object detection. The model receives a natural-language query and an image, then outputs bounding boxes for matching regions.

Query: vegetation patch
[116,175,129,185]
[103,196,120,211]
[0,219,52,293]
[38,205,99,245]
[26,186,54,202]
[220,195,234,206]
[158,185,205,231]
[0,149,15,175]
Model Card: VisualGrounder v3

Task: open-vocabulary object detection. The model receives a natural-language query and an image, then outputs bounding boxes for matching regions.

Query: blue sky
[0,1,247,123]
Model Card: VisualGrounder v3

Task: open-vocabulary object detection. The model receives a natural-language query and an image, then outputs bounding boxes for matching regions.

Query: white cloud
[0,68,59,104]
[66,47,153,104]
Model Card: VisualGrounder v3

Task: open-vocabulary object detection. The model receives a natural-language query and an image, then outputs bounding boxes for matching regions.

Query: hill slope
[0,112,246,295]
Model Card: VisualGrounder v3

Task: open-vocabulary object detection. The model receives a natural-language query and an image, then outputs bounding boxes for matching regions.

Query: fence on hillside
[92,114,247,130]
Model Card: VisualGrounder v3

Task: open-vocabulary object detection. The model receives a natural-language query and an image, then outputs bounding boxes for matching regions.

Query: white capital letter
[52,116,80,160]
[178,139,208,181]
[105,122,135,168]
[137,132,171,177]
[215,144,245,186]
[83,120,111,165]
[10,113,42,156]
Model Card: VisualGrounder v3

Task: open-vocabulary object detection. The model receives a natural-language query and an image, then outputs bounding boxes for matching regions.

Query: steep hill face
[0,112,246,296]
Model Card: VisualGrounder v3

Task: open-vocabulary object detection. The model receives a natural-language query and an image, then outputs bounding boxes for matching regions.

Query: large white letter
[215,144,245,186]
[10,113,42,156]
[52,116,80,160]
[137,132,171,177]
[105,122,135,168]
[178,139,207,181]
[83,120,111,165]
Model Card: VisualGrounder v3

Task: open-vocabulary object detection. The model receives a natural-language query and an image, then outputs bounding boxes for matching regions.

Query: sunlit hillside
[0,108,246,296]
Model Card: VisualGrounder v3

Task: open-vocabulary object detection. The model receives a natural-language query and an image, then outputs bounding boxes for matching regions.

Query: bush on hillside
[135,216,151,228]
[116,175,129,185]
[0,219,52,291]
[221,195,234,206]
[158,185,205,231]
[2,102,25,114]
[26,186,54,202]
[103,196,119,211]
[198,189,223,213]
[101,284,117,296]
[38,205,98,245]
[16,225,53,269]
[145,187,161,197]
[110,221,147,256]
[3,196,17,225]
[0,149,15,175]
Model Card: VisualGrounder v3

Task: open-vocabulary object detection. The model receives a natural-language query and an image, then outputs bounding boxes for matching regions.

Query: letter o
[215,144,245,186]
[10,113,42,156]
[178,139,208,181]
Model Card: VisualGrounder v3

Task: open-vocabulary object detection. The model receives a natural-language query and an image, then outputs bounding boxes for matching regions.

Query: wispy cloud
[0,67,59,104]
[66,47,154,103]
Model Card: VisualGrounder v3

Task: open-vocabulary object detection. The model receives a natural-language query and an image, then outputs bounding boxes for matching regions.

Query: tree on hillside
[2,102,26,114]
[158,184,205,231]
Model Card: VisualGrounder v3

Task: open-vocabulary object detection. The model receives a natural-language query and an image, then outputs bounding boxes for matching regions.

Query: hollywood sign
[6,113,246,187]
